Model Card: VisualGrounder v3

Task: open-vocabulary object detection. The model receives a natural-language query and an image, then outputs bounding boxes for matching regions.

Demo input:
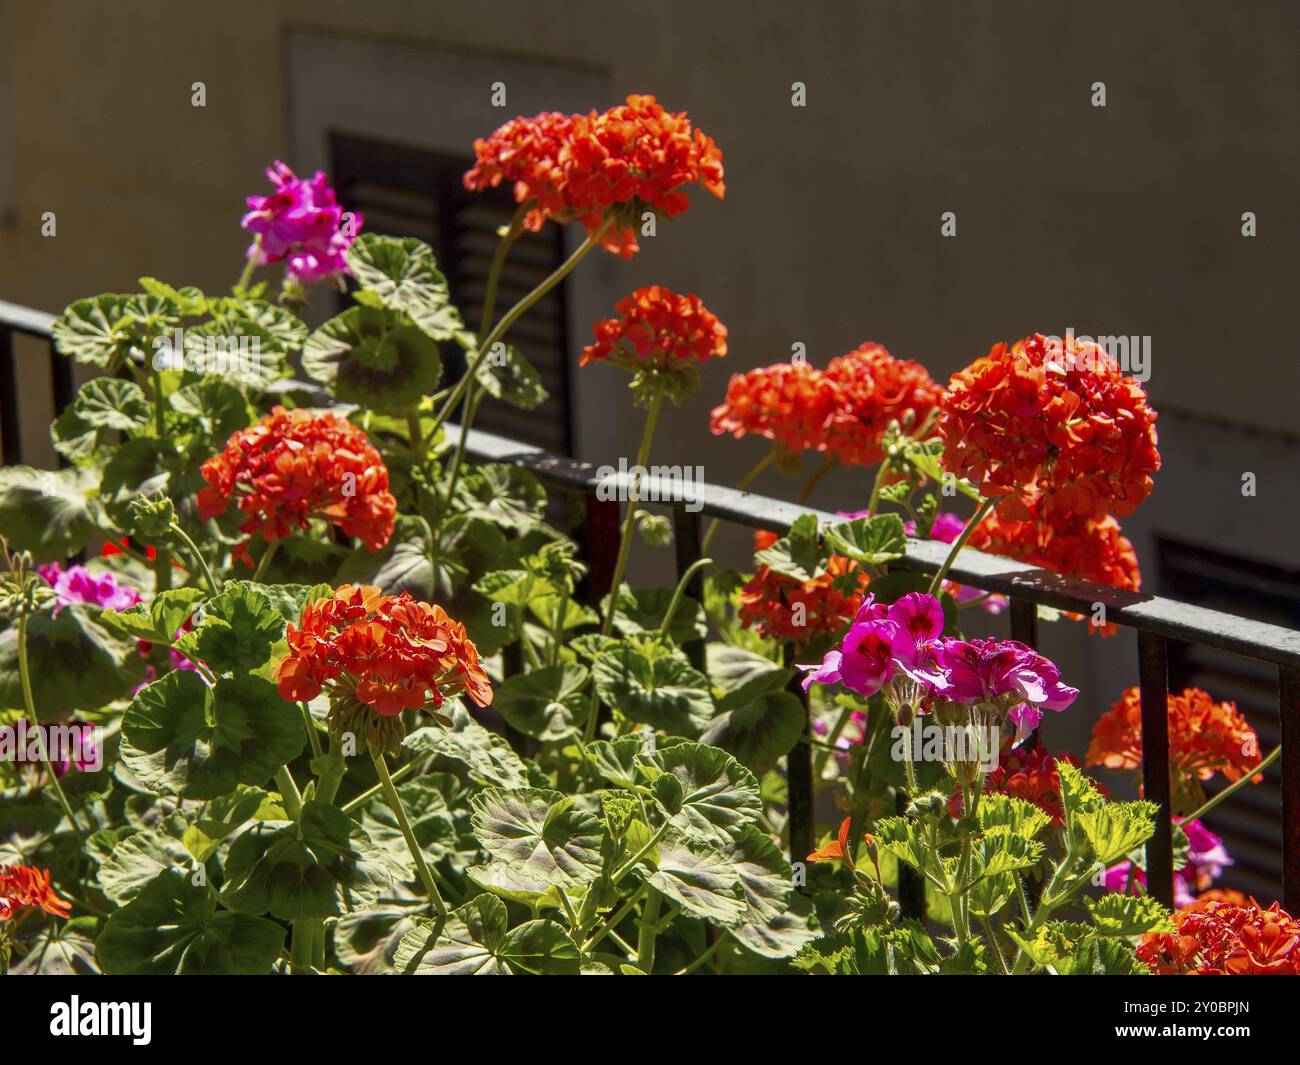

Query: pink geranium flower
[38,564,141,615]
[242,161,362,286]
[1104,818,1233,907]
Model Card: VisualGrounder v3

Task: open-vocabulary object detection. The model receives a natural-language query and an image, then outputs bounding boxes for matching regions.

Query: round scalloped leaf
[221,800,406,920]
[0,602,146,714]
[469,787,605,890]
[51,378,152,465]
[401,706,533,789]
[641,832,748,926]
[699,689,804,776]
[394,894,579,975]
[96,870,284,975]
[640,741,763,846]
[494,664,589,742]
[303,304,442,413]
[0,465,100,561]
[189,581,286,674]
[51,293,179,369]
[346,234,465,341]
[592,641,714,735]
[96,829,194,905]
[119,670,305,799]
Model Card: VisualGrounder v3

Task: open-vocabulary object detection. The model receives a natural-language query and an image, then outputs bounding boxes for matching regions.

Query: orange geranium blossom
[710,343,941,467]
[581,286,727,369]
[738,531,869,647]
[940,333,1160,524]
[277,585,491,754]
[198,407,395,565]
[1087,687,1262,810]
[465,95,723,259]
[968,511,1141,635]
[1138,898,1300,975]
[0,864,70,923]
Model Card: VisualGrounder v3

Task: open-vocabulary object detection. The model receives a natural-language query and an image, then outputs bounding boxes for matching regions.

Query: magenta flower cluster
[241,161,362,286]
[38,563,141,614]
[1104,818,1233,906]
[801,591,1078,745]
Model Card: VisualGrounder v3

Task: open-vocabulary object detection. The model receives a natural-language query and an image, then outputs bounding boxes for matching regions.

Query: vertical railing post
[1137,631,1174,909]
[785,658,814,870]
[1008,597,1038,649]
[1280,666,1300,914]
[671,504,706,673]
[0,326,21,465]
[895,789,926,919]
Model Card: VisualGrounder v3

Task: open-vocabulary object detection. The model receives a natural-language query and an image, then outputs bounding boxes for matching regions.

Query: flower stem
[636,890,662,972]
[797,457,837,504]
[251,539,279,583]
[170,523,221,596]
[428,218,611,444]
[1179,744,1280,824]
[700,448,775,555]
[372,750,448,934]
[659,557,712,635]
[675,932,728,975]
[299,702,323,761]
[926,496,997,596]
[235,235,262,293]
[17,611,84,845]
[584,390,665,743]
[866,454,894,515]
[275,766,303,821]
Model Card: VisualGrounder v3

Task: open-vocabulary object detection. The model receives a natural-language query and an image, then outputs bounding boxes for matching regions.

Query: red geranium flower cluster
[710,360,843,454]
[581,286,727,368]
[1086,686,1262,787]
[276,584,492,717]
[968,512,1141,635]
[0,864,70,922]
[464,94,724,259]
[198,407,396,564]
[710,343,942,466]
[1137,898,1300,975]
[947,745,1103,826]
[822,344,944,465]
[737,531,869,646]
[939,333,1160,524]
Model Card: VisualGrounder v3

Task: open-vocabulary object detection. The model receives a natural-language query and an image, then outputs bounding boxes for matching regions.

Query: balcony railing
[3,299,1298,914]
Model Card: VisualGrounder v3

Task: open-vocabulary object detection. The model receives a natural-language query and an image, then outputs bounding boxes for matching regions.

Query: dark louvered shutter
[330,133,573,454]
[1158,536,1300,901]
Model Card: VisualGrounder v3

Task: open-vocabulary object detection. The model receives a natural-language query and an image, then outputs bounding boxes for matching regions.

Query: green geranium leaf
[347,234,465,341]
[98,587,205,644]
[455,464,547,534]
[181,298,299,389]
[754,512,822,580]
[586,736,647,788]
[700,689,804,776]
[139,277,207,316]
[168,377,252,446]
[707,644,790,712]
[402,704,532,789]
[0,603,145,714]
[51,378,152,464]
[494,664,589,742]
[51,293,178,369]
[190,581,285,673]
[592,640,714,735]
[1086,893,1173,936]
[395,894,580,975]
[606,586,708,645]
[474,342,548,410]
[0,465,99,561]
[822,513,907,565]
[470,787,605,890]
[303,305,442,414]
[9,917,99,974]
[334,893,424,975]
[96,829,193,905]
[640,832,748,926]
[640,741,763,846]
[120,670,305,799]
[222,801,405,920]
[96,870,284,975]
[1075,801,1159,866]
[976,794,1053,841]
